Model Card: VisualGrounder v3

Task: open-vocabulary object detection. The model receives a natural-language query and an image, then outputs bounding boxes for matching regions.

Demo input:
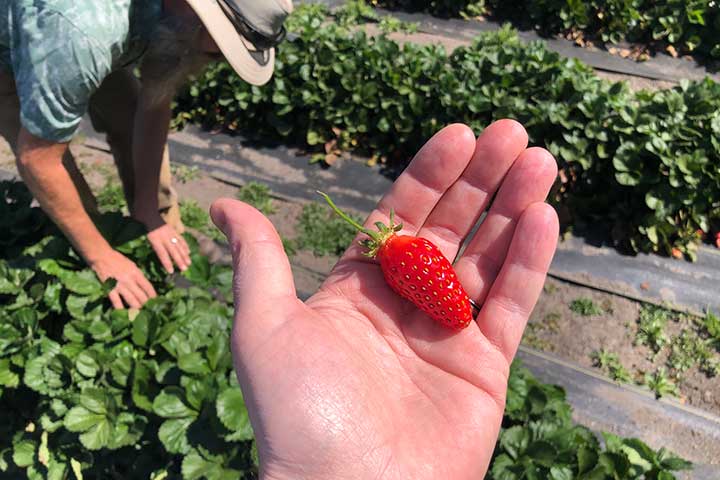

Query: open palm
[210,120,559,480]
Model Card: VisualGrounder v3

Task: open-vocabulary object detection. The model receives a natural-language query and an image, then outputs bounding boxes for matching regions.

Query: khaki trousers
[0,68,182,232]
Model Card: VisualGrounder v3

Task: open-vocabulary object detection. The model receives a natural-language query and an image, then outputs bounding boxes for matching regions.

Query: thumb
[210,198,297,319]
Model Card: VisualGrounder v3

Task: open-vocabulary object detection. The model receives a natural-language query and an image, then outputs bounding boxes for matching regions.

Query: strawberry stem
[318,191,402,258]
[317,191,380,242]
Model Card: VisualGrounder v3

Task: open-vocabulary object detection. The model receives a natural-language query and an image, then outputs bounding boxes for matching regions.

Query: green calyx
[317,191,402,258]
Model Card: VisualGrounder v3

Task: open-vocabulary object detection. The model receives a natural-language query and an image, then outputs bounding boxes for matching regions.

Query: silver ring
[470,299,481,318]
[170,237,179,245]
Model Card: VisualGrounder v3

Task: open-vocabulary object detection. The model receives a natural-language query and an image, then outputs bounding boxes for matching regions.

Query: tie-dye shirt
[0,0,162,142]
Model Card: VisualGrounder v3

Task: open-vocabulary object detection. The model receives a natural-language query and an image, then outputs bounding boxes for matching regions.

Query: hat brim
[185,0,275,86]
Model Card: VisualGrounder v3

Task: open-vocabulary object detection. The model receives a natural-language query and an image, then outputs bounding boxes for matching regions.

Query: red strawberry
[319,192,474,330]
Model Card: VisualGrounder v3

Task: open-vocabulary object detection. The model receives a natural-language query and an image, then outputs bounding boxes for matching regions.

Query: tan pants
[0,68,182,231]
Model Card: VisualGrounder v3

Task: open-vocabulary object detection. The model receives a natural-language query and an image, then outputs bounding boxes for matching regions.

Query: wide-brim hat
[185,0,293,86]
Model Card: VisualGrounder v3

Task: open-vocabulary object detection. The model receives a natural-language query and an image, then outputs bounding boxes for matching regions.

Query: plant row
[373,0,720,59]
[0,180,692,478]
[173,5,720,260]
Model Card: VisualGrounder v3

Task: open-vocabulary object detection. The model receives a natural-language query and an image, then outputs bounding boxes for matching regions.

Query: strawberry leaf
[12,440,36,468]
[153,387,197,419]
[158,417,194,454]
[216,388,253,441]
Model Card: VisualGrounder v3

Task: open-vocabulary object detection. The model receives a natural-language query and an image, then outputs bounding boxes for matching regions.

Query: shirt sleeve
[10,7,111,142]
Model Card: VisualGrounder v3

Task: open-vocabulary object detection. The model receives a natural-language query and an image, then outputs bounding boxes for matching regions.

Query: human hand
[210,120,559,480]
[90,249,158,309]
[133,211,192,273]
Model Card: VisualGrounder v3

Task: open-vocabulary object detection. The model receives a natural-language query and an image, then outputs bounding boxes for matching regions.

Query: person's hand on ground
[133,211,192,273]
[89,249,157,309]
[211,120,559,480]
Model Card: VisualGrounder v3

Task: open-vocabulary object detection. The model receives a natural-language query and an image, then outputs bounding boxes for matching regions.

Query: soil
[528,278,720,416]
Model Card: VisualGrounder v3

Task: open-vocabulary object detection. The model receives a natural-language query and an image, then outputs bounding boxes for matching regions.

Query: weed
[522,322,554,352]
[644,368,680,398]
[295,202,360,256]
[635,305,670,356]
[703,309,720,344]
[673,326,720,377]
[543,312,561,333]
[699,356,720,377]
[543,282,557,295]
[172,164,200,184]
[591,349,632,383]
[569,297,602,316]
[236,181,276,216]
[667,330,699,375]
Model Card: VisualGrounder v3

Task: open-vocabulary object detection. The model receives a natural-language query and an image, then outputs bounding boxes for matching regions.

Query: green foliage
[295,202,361,256]
[172,164,201,184]
[492,364,690,479]
[668,329,719,378]
[335,0,380,26]
[96,180,127,214]
[174,8,720,259]
[591,349,632,383]
[236,181,276,216]
[180,200,226,243]
[0,182,246,478]
[569,297,602,316]
[375,0,720,59]
[372,0,487,18]
[702,309,720,344]
[378,15,420,33]
[635,306,671,355]
[0,181,691,478]
[644,367,680,398]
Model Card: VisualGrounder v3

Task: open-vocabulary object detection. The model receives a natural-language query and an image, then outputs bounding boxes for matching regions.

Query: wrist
[81,243,116,269]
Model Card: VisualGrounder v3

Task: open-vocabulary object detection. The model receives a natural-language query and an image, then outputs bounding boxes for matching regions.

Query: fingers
[454,147,558,306]
[416,119,528,262]
[109,290,123,310]
[109,274,158,310]
[135,272,158,299]
[154,242,175,274]
[210,198,297,320]
[397,144,557,401]
[338,124,477,262]
[166,236,191,272]
[115,285,142,309]
[474,203,559,361]
[148,227,192,273]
